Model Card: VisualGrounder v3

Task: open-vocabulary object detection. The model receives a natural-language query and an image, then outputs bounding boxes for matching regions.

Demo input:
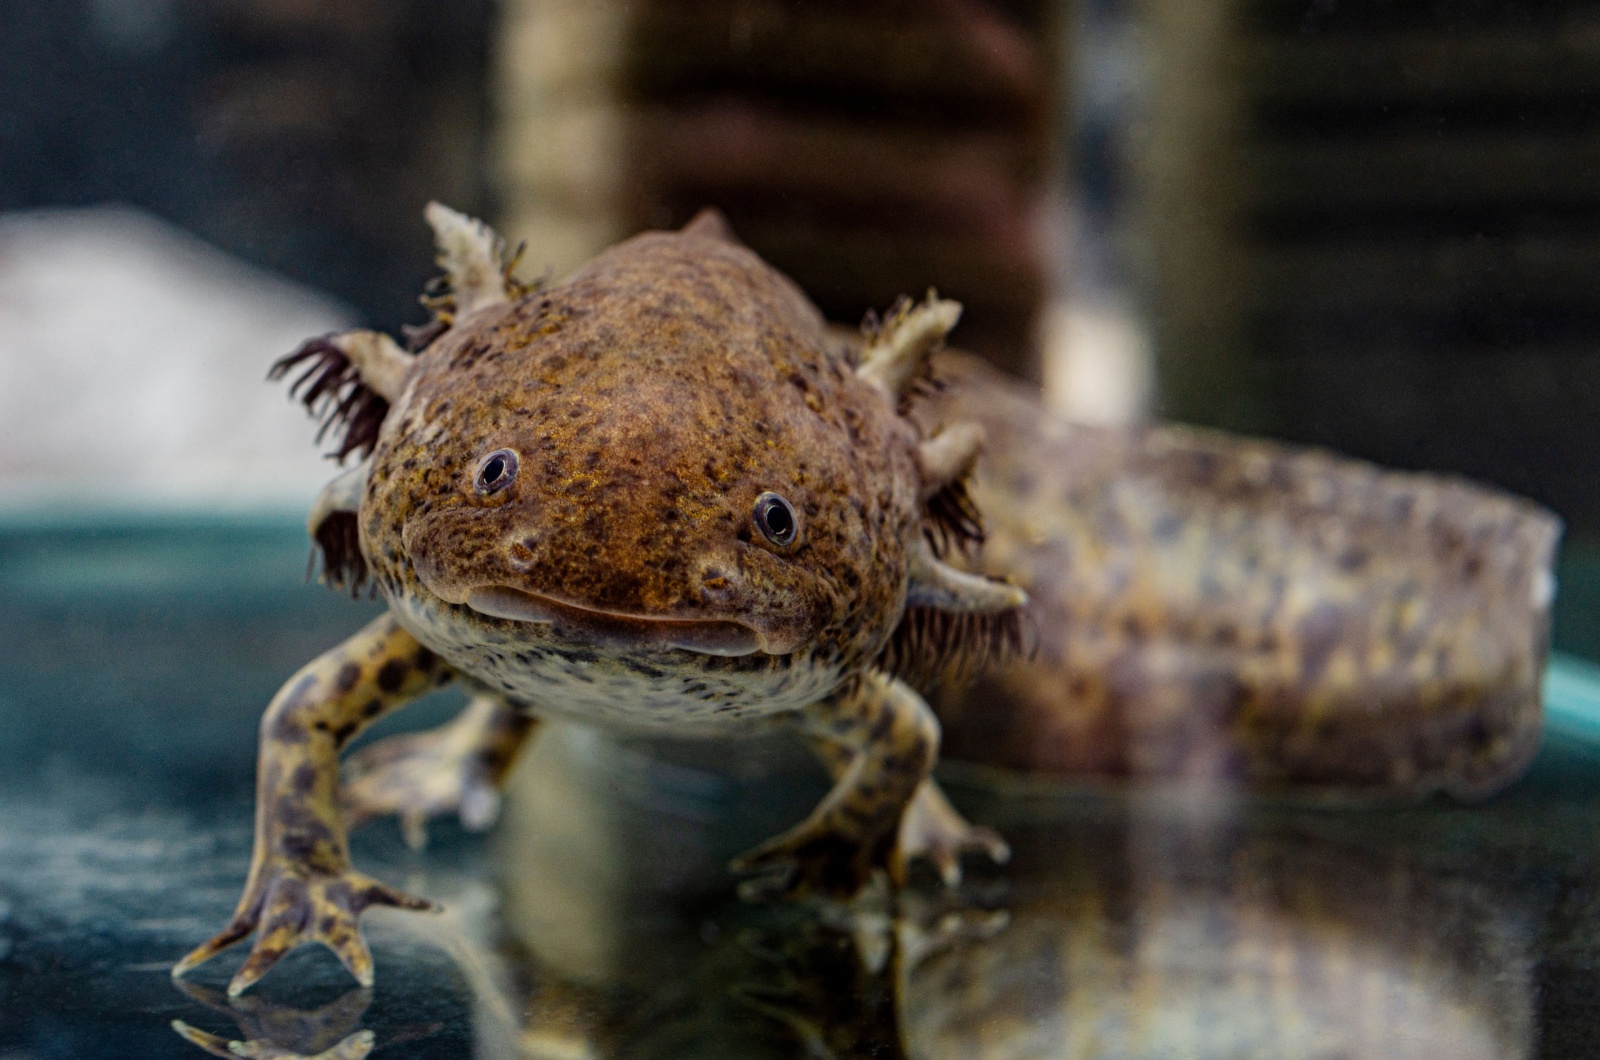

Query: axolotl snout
[173,206,1024,995]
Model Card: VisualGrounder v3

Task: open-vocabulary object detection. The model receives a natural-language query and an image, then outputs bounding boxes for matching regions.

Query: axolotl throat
[173,205,1025,996]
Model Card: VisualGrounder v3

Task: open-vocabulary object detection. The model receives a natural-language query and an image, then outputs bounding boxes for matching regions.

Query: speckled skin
[341,691,535,848]
[175,213,1018,994]
[925,353,1562,799]
[366,228,919,725]
[170,614,449,995]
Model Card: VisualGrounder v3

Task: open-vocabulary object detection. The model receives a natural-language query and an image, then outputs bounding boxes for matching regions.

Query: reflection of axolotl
[173,204,1559,995]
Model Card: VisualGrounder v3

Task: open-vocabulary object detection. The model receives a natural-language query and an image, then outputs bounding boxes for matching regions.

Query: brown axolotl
[172,205,1025,996]
[174,203,1561,996]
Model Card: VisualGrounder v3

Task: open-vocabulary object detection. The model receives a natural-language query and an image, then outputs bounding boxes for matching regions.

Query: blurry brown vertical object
[494,0,1064,377]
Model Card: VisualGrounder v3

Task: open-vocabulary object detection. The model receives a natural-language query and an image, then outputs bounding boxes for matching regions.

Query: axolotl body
[173,206,1025,995]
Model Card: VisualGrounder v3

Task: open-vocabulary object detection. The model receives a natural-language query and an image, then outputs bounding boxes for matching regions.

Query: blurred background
[5,0,1596,536]
[8,5,1600,1055]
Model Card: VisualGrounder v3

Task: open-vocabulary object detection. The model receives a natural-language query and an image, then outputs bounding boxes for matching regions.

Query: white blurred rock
[0,205,354,512]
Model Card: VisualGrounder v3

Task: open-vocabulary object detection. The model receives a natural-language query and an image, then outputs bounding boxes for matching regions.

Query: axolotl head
[290,208,1025,728]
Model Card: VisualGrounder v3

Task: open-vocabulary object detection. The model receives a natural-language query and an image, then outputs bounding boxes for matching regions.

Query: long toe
[172,916,255,979]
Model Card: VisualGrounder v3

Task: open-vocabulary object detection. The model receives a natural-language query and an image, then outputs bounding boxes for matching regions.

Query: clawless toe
[895,779,1010,887]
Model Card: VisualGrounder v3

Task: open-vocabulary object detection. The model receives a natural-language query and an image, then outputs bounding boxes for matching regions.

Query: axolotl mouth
[462,585,786,657]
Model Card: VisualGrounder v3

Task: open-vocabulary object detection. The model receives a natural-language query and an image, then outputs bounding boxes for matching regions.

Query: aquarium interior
[2,516,1600,1059]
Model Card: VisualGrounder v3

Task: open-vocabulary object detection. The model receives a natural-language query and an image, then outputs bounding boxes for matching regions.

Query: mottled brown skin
[367,228,919,706]
[171,615,448,995]
[341,692,536,848]
[927,354,1562,799]
[176,213,1017,994]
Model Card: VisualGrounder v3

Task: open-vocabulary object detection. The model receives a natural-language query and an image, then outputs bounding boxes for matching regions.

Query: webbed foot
[341,732,498,849]
[172,862,434,996]
[340,695,534,849]
[895,780,1010,887]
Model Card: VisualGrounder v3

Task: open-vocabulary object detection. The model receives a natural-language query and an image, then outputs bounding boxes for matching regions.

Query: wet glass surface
[5,519,1600,1059]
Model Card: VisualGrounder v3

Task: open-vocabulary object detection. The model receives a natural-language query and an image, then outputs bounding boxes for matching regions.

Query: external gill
[269,330,410,462]
[307,459,371,595]
[856,292,962,401]
[273,204,531,462]
[918,422,987,557]
[857,290,1025,684]
[421,201,534,324]
[898,536,1030,681]
[858,293,988,558]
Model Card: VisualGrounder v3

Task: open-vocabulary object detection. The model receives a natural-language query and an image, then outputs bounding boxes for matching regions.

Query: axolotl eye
[474,449,519,496]
[753,491,800,548]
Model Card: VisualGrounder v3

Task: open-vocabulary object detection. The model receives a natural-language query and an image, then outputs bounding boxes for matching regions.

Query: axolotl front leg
[173,613,455,996]
[342,691,537,848]
[733,671,1003,898]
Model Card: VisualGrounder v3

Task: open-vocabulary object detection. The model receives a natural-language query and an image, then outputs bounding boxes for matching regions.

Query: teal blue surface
[5,516,1600,1058]
[1544,653,1600,750]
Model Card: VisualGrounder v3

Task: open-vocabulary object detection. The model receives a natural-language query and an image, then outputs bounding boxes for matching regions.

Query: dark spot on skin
[277,803,334,851]
[332,722,358,747]
[377,661,408,693]
[622,658,665,679]
[291,763,317,796]
[1299,602,1343,684]
[414,647,438,672]
[1466,715,1492,751]
[280,832,323,867]
[334,663,362,693]
[1337,548,1370,574]
[361,699,383,718]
